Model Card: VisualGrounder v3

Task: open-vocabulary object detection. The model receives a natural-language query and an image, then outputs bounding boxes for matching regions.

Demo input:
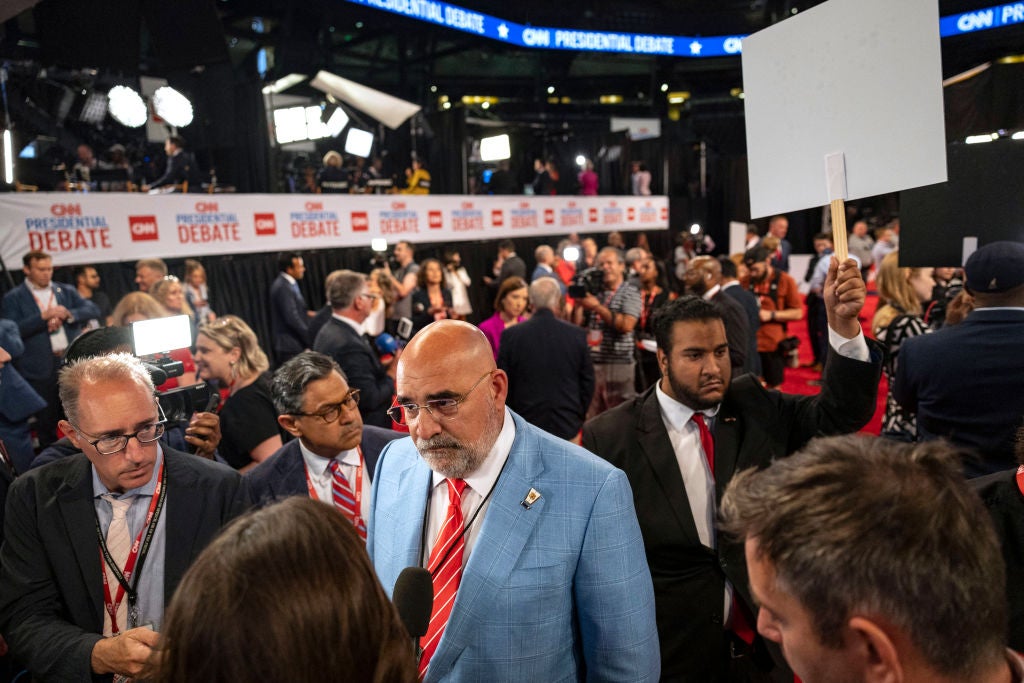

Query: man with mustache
[247,352,401,531]
[582,258,882,682]
[367,320,660,682]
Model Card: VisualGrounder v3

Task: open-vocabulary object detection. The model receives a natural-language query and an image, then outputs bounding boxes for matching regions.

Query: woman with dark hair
[477,276,529,359]
[635,257,672,391]
[409,258,453,336]
[153,497,416,683]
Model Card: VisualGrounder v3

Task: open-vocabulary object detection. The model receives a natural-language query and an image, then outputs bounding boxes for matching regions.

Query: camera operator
[573,246,642,418]
[443,249,473,319]
[382,241,419,335]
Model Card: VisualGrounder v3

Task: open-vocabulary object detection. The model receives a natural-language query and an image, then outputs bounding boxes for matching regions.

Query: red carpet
[777,293,884,435]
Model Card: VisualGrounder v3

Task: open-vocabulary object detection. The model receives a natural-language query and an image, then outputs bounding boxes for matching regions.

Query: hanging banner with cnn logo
[0,194,668,267]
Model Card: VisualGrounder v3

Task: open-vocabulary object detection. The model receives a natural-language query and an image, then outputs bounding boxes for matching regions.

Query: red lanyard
[97,462,166,634]
[1016,465,1024,496]
[304,447,364,526]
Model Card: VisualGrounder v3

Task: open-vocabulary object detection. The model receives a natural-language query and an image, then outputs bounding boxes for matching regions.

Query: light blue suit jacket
[368,411,660,682]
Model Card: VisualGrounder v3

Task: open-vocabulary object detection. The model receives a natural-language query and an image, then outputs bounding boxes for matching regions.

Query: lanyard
[96,462,166,634]
[1016,465,1024,497]
[305,447,364,527]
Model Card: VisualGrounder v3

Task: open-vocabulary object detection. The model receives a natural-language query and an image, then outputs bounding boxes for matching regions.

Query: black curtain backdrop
[2,231,672,371]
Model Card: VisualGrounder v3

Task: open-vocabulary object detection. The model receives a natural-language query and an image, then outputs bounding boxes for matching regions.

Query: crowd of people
[0,224,1022,683]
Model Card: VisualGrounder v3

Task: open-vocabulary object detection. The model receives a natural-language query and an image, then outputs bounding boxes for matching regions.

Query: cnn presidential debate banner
[0,193,669,268]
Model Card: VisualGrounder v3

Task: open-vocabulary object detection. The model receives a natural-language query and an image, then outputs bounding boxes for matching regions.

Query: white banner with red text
[0,193,669,267]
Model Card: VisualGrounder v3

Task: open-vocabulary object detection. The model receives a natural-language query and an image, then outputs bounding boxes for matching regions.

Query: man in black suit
[894,240,1024,477]
[0,353,247,681]
[497,278,594,440]
[718,256,761,377]
[483,239,527,291]
[682,255,753,377]
[270,251,312,366]
[313,270,397,428]
[248,352,400,515]
[143,135,201,192]
[2,250,100,447]
[583,258,882,681]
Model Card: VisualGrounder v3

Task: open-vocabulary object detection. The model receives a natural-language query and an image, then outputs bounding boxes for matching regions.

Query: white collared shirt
[425,406,516,569]
[702,284,722,301]
[282,272,297,286]
[298,439,371,522]
[655,383,718,549]
[334,313,365,336]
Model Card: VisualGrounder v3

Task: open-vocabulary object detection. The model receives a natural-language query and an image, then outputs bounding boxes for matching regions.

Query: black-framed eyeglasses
[387,371,495,426]
[290,389,361,424]
[69,402,167,456]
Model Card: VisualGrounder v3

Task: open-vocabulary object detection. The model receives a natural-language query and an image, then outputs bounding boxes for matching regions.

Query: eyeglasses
[387,371,494,426]
[359,292,381,302]
[290,389,361,424]
[70,402,167,455]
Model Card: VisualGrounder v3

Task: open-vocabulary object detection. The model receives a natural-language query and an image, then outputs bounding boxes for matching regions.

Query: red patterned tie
[328,460,366,540]
[419,478,468,678]
[692,413,714,475]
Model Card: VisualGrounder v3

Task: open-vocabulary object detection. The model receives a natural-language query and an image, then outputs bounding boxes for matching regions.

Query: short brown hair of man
[154,497,416,683]
[720,435,1008,680]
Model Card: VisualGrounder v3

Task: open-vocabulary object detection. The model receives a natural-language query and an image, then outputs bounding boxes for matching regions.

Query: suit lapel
[55,458,104,626]
[636,391,703,545]
[429,415,546,674]
[163,454,208,602]
[713,405,741,502]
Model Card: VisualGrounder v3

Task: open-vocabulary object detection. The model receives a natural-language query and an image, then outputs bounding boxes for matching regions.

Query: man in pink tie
[0,353,248,681]
[583,257,882,681]
[367,320,660,682]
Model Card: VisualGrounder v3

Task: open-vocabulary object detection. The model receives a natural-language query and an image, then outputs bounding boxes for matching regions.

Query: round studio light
[108,86,148,128]
[153,86,194,127]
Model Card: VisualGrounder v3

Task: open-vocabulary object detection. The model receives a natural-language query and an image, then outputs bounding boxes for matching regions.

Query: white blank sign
[742,0,947,218]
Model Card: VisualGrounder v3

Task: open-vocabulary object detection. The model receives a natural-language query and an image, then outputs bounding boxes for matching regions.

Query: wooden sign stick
[825,152,849,262]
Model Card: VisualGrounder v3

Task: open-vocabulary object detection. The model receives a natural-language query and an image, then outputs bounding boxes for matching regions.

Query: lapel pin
[520,488,542,509]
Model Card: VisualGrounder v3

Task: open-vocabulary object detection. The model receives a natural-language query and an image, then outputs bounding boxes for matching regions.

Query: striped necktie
[419,478,468,678]
[328,460,366,540]
[101,494,133,636]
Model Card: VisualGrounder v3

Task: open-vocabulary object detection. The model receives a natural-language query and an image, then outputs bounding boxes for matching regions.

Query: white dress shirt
[299,439,371,522]
[424,406,515,568]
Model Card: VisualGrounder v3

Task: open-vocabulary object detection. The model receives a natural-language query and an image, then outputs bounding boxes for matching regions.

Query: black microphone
[393,566,433,641]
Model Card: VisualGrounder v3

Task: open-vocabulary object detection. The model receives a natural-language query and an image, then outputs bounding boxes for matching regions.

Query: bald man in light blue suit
[368,321,659,682]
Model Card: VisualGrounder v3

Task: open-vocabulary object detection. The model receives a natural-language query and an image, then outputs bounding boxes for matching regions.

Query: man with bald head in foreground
[367,320,660,682]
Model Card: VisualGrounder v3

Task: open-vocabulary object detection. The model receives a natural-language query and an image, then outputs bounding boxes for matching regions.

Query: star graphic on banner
[689,40,703,55]
[497,23,509,39]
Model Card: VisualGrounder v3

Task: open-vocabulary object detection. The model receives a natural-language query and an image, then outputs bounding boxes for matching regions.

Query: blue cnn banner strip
[346,0,1024,57]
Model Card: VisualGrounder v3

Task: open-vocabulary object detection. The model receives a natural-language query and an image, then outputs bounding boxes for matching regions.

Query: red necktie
[419,478,468,678]
[328,460,366,540]
[692,413,714,475]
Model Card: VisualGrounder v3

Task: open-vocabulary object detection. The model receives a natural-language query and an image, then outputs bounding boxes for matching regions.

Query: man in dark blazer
[0,353,247,682]
[269,251,311,366]
[583,258,882,681]
[683,255,753,377]
[718,255,762,377]
[142,135,201,192]
[766,214,792,273]
[894,240,1024,477]
[483,239,526,291]
[2,250,99,447]
[314,270,397,428]
[248,351,400,511]
[497,278,593,440]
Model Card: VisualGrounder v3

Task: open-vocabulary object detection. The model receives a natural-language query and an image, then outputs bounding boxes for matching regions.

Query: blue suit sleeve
[0,319,25,357]
[574,468,661,681]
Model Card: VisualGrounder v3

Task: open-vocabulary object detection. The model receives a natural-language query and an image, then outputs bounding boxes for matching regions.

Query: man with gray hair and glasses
[247,351,400,526]
[0,353,248,682]
[721,435,1024,683]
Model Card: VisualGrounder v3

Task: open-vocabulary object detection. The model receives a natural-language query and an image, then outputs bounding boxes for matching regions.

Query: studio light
[79,92,108,124]
[153,86,194,128]
[371,238,388,252]
[3,130,13,184]
[479,134,511,162]
[324,106,350,137]
[563,246,580,262]
[344,128,374,157]
[575,155,587,168]
[273,106,308,144]
[108,86,148,128]
[690,223,702,235]
[965,133,997,144]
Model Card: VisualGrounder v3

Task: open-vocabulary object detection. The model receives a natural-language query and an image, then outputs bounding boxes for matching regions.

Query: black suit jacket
[498,255,526,285]
[313,318,394,428]
[709,290,752,377]
[269,273,309,361]
[0,448,248,682]
[721,283,762,376]
[246,426,400,507]
[149,151,201,190]
[582,341,881,681]
[497,308,594,440]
